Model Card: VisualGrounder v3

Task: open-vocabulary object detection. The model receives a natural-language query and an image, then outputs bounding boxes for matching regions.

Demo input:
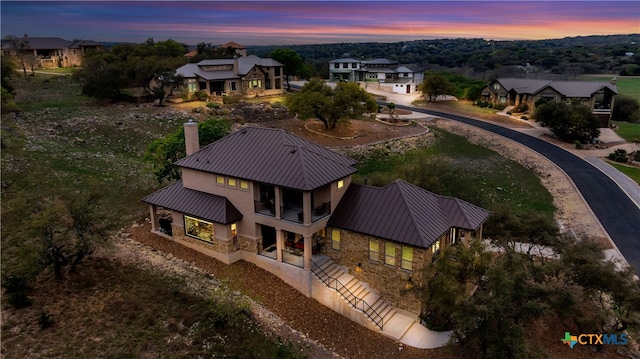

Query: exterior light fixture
[405,277,413,290]
[355,262,363,273]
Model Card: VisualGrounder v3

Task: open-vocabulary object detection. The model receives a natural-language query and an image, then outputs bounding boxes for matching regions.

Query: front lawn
[606,160,640,185]
[613,121,640,142]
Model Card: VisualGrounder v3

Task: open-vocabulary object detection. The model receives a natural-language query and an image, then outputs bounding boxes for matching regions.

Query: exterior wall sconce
[405,277,413,290]
[355,262,363,274]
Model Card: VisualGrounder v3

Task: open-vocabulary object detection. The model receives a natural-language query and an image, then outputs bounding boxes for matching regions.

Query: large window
[432,239,441,254]
[401,246,413,270]
[331,229,341,250]
[185,216,214,243]
[385,243,396,266]
[369,239,379,261]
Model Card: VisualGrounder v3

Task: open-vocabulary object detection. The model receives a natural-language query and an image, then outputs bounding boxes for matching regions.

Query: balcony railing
[281,203,303,223]
[311,201,331,222]
[254,200,275,217]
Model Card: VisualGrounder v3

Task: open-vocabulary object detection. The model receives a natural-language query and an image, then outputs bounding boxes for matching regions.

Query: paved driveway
[397,105,640,272]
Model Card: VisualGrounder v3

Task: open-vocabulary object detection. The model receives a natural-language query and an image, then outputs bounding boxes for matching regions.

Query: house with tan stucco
[1,35,102,68]
[142,122,489,343]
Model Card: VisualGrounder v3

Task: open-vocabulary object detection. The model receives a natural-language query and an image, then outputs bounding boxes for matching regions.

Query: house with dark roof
[142,122,490,335]
[175,55,285,98]
[1,35,103,68]
[329,57,424,94]
[481,77,618,127]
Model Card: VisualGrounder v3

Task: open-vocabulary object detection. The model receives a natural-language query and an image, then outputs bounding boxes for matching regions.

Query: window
[401,246,413,270]
[231,223,237,238]
[216,176,225,186]
[342,63,348,69]
[337,179,344,189]
[432,240,441,254]
[385,243,396,266]
[230,81,237,91]
[250,80,262,88]
[369,239,379,261]
[185,215,214,243]
[275,67,281,76]
[334,63,339,69]
[188,79,198,92]
[239,180,249,191]
[493,83,500,90]
[275,78,281,89]
[331,229,340,250]
[227,178,237,188]
[351,63,357,68]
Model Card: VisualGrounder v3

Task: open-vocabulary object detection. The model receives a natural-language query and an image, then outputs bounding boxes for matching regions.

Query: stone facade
[325,227,450,314]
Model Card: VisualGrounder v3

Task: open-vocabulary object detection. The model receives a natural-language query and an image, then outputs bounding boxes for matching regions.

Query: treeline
[249,34,640,80]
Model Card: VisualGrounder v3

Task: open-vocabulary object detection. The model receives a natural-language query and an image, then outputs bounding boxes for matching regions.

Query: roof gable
[175,127,357,191]
[495,78,617,97]
[329,180,490,249]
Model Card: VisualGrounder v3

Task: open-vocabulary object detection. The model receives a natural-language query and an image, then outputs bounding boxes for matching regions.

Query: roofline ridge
[394,181,429,247]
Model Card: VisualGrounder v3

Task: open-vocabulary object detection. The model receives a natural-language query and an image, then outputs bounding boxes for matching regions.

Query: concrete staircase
[311,256,396,331]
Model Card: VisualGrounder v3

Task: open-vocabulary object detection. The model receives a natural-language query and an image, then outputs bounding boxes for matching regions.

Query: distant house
[184,41,248,58]
[1,35,102,68]
[481,77,618,127]
[142,123,490,335]
[175,55,285,98]
[329,57,424,94]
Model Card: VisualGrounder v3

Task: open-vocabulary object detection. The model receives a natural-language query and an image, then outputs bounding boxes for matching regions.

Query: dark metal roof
[495,78,617,97]
[175,127,357,191]
[142,181,242,224]
[328,180,491,249]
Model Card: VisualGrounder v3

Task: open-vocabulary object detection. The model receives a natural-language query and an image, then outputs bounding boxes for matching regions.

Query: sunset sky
[2,1,639,46]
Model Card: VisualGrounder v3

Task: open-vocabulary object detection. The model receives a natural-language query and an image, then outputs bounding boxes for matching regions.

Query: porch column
[303,235,312,270]
[275,187,282,219]
[477,224,484,241]
[149,204,158,232]
[303,191,311,224]
[276,228,283,262]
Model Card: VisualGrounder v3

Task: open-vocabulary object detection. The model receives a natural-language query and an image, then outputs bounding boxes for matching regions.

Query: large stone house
[1,35,103,68]
[329,57,424,94]
[142,123,489,341]
[481,77,618,127]
[175,55,285,98]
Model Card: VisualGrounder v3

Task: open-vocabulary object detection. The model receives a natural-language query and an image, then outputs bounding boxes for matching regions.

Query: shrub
[192,90,208,101]
[493,103,506,111]
[521,115,529,120]
[38,311,54,329]
[574,140,583,149]
[1,274,32,309]
[206,102,220,109]
[222,93,242,104]
[608,149,629,162]
[516,103,529,112]
[634,151,640,162]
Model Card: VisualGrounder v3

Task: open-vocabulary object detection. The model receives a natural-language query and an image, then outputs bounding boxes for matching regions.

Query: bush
[192,90,208,101]
[1,274,32,309]
[574,140,583,149]
[222,93,242,104]
[608,149,629,162]
[493,103,506,111]
[206,102,220,109]
[521,115,528,120]
[516,103,529,112]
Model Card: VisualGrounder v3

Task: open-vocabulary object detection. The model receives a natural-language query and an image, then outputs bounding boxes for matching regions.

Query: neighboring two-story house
[175,55,285,98]
[1,35,103,68]
[481,77,618,127]
[329,57,424,94]
[142,122,490,339]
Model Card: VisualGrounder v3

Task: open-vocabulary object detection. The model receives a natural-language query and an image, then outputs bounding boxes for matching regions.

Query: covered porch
[258,225,326,269]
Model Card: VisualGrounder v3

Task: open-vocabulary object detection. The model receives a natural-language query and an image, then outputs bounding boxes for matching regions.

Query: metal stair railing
[311,258,383,330]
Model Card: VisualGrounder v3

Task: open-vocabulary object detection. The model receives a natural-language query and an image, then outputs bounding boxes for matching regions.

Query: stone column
[303,235,312,270]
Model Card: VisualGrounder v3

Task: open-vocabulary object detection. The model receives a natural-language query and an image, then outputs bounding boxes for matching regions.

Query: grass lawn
[606,160,640,185]
[613,121,640,142]
[351,127,556,217]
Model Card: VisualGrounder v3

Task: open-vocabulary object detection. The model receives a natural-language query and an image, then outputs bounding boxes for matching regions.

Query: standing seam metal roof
[496,78,617,97]
[175,127,357,191]
[142,181,243,224]
[328,180,491,249]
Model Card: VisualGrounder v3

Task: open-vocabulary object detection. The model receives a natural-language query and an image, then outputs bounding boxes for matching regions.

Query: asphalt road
[396,104,640,271]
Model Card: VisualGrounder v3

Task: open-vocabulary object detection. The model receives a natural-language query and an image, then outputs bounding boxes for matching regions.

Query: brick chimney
[233,55,238,76]
[184,119,199,156]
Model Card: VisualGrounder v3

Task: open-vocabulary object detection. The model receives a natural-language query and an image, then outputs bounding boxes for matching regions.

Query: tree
[269,48,304,90]
[420,73,456,102]
[144,118,231,183]
[285,79,377,130]
[73,51,127,100]
[151,71,184,106]
[612,95,640,123]
[534,101,600,143]
[1,55,16,93]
